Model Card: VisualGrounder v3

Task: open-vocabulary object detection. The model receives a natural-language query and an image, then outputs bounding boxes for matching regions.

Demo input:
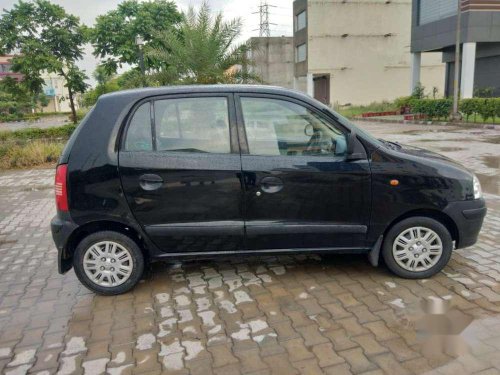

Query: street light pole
[135,35,146,87]
[452,0,462,121]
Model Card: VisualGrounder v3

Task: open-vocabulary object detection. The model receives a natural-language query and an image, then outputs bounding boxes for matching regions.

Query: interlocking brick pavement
[0,122,499,374]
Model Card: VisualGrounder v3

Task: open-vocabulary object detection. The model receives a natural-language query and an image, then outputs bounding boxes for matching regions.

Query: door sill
[152,247,371,259]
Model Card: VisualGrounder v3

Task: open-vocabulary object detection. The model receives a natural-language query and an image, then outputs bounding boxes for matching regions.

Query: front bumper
[51,215,78,274]
[443,198,487,249]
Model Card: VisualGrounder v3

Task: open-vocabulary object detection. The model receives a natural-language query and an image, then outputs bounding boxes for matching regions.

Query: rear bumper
[51,215,78,274]
[444,198,487,249]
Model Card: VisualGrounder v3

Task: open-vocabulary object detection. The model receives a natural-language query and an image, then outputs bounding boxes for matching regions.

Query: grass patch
[0,124,77,169]
[465,115,500,124]
[336,101,397,118]
[0,123,77,142]
[0,139,65,169]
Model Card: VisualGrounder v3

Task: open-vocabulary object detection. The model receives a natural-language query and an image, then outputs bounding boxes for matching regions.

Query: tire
[73,231,145,295]
[382,217,453,279]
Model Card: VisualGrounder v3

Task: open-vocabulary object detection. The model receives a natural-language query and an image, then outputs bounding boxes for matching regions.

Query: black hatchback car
[51,85,486,295]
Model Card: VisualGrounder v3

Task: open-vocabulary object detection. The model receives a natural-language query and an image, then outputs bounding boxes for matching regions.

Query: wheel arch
[383,209,459,246]
[65,220,150,265]
[384,209,460,244]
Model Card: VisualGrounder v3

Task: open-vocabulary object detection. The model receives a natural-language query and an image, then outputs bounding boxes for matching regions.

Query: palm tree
[146,2,260,85]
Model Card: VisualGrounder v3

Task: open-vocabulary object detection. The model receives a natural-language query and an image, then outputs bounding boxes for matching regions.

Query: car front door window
[240,97,347,157]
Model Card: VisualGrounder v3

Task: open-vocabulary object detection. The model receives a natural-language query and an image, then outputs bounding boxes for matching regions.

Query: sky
[0,0,293,86]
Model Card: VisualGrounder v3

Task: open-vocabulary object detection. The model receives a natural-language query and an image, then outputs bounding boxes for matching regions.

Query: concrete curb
[352,117,499,129]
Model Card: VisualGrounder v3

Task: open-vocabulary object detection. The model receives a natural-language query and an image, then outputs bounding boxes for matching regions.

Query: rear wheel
[382,217,452,279]
[73,231,144,295]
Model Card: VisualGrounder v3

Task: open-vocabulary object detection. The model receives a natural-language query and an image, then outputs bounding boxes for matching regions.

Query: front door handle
[139,174,163,191]
[260,176,284,194]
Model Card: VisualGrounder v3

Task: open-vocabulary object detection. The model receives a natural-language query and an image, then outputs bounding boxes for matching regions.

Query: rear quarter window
[124,102,153,152]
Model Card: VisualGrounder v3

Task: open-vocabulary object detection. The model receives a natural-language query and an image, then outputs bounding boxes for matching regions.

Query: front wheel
[382,217,453,279]
[73,231,144,295]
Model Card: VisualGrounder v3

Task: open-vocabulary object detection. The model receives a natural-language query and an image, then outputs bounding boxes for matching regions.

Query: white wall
[306,0,445,106]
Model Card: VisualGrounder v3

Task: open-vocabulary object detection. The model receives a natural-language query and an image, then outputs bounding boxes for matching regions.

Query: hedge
[0,123,77,142]
[407,98,500,122]
[409,99,453,120]
[460,98,500,123]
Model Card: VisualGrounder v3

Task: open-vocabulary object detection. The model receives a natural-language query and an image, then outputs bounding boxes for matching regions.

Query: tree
[93,65,114,86]
[83,67,121,107]
[0,0,88,123]
[91,0,182,74]
[0,78,31,119]
[63,66,89,120]
[146,2,260,85]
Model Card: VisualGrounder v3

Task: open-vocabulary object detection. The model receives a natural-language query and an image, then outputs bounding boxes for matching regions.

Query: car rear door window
[240,97,346,157]
[124,102,153,152]
[154,97,231,154]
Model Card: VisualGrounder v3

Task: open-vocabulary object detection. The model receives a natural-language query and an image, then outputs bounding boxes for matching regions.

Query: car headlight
[473,175,482,199]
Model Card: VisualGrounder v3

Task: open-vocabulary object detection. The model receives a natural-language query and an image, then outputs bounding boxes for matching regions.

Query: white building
[41,72,78,113]
[293,0,446,106]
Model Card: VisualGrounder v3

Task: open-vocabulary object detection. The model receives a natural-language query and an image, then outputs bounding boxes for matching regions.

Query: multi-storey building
[411,0,500,98]
[249,37,295,89]
[293,0,445,106]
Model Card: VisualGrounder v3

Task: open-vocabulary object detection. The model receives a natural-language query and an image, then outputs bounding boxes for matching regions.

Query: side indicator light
[390,179,400,186]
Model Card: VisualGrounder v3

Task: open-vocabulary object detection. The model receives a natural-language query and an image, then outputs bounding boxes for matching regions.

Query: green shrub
[83,80,121,107]
[495,98,500,119]
[394,96,413,109]
[411,82,427,99]
[74,108,90,122]
[460,99,481,122]
[458,98,500,123]
[410,99,452,120]
[474,87,495,98]
[477,98,498,123]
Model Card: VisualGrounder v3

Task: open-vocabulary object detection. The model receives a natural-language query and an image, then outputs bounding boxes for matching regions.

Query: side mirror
[346,131,355,155]
[345,131,366,161]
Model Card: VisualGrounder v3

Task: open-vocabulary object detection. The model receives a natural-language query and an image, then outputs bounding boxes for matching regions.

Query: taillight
[55,164,69,211]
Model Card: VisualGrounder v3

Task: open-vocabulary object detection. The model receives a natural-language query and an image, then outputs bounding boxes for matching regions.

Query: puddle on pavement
[20,184,52,192]
[481,135,500,144]
[434,147,467,152]
[0,238,17,246]
[417,138,472,143]
[402,129,464,135]
[483,155,500,170]
[477,156,500,195]
[476,173,499,195]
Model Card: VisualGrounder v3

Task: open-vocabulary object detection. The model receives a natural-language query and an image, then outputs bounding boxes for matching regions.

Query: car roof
[99,84,311,103]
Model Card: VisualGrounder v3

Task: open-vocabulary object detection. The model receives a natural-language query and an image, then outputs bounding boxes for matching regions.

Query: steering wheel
[305,130,335,155]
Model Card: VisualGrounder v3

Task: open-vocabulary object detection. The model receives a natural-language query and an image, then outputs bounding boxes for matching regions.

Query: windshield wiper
[379,139,402,150]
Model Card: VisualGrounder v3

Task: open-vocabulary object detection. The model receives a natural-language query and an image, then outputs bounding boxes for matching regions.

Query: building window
[418,0,458,25]
[296,43,306,63]
[295,10,307,31]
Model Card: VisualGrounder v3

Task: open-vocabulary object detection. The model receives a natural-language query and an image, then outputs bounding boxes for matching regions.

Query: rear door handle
[260,176,284,194]
[139,174,163,191]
